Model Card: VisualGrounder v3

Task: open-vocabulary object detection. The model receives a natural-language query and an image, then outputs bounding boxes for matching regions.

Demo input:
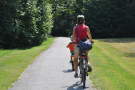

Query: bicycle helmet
[77,15,85,19]
[77,15,85,24]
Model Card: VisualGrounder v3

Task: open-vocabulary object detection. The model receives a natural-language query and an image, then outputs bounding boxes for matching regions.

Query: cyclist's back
[74,24,89,43]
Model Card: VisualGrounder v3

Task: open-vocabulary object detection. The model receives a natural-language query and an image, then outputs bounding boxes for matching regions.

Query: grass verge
[0,38,54,90]
[89,38,135,90]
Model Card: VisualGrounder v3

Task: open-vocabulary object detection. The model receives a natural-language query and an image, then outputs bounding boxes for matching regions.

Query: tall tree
[0,0,53,48]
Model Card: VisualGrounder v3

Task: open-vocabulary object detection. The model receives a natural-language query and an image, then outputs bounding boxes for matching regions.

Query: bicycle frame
[78,51,88,88]
[79,55,87,72]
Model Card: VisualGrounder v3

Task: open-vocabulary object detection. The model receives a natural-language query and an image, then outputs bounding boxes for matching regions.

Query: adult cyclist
[72,15,94,78]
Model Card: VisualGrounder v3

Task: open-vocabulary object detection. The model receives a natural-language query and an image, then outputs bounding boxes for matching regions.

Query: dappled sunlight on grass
[101,38,135,53]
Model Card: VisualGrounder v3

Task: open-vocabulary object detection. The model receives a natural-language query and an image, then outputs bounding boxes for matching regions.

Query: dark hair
[77,17,85,24]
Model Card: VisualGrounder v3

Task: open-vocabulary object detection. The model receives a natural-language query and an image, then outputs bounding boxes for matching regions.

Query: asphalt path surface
[9,37,96,90]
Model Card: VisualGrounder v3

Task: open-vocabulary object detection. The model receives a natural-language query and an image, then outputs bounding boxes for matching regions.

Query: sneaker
[87,64,92,72]
[74,73,78,78]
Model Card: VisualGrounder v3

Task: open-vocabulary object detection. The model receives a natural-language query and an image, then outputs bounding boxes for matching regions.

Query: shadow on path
[63,69,74,73]
[66,81,89,90]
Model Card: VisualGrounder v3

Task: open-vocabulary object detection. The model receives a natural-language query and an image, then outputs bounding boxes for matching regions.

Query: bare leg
[73,45,80,77]
[86,51,92,72]
[74,53,79,73]
[71,56,74,71]
[71,56,74,62]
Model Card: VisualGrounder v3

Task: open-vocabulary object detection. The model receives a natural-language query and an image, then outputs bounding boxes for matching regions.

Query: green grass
[0,38,54,90]
[89,38,135,90]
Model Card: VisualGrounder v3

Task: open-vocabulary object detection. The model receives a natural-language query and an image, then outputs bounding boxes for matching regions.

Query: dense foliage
[0,0,135,48]
[0,0,53,48]
[84,0,135,38]
[51,0,135,38]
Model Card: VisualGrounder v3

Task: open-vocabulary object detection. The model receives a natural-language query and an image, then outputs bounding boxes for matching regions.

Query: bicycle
[78,41,93,88]
[78,50,89,88]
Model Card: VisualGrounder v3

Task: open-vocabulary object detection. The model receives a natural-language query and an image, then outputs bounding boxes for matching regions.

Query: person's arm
[87,27,94,43]
[72,27,76,42]
[67,44,69,48]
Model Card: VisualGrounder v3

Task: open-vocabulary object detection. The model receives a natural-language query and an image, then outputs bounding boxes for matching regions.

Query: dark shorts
[70,51,74,56]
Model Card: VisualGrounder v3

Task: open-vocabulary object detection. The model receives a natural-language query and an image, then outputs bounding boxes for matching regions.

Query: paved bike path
[9,37,96,90]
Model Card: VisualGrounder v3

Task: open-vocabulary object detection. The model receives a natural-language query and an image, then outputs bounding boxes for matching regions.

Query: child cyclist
[67,37,76,71]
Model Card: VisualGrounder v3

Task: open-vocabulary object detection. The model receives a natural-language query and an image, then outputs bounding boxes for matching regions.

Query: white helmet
[77,15,85,24]
[77,15,85,19]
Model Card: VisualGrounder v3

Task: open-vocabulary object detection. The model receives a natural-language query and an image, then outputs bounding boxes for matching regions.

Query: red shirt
[67,42,75,51]
[74,24,89,43]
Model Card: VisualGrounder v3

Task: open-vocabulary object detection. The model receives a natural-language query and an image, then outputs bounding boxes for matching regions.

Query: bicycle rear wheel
[82,69,86,88]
